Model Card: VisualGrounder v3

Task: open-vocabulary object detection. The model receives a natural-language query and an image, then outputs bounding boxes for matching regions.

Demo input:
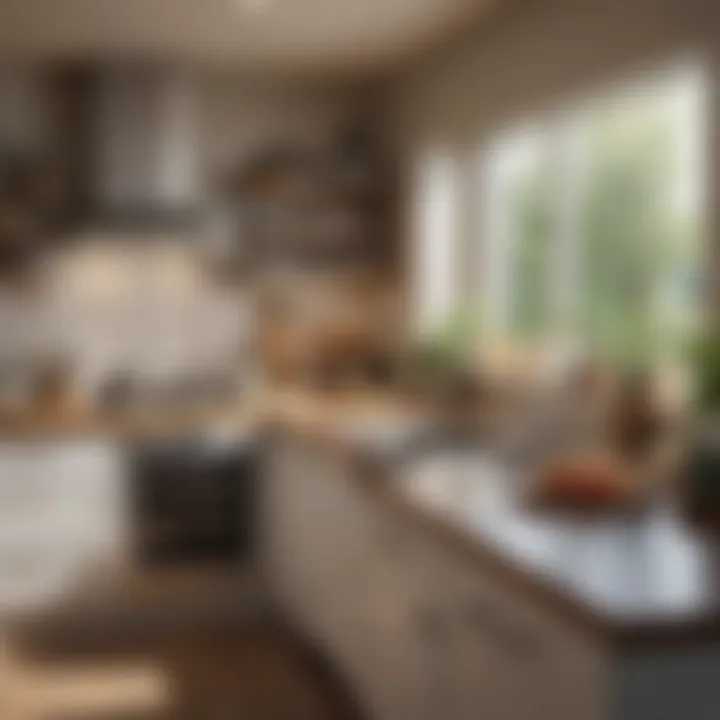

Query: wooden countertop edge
[0,391,418,441]
[0,407,257,441]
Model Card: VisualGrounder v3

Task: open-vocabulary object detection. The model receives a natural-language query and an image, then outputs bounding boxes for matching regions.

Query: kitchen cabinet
[259,432,609,720]
[428,547,608,720]
[260,433,434,720]
[0,440,127,614]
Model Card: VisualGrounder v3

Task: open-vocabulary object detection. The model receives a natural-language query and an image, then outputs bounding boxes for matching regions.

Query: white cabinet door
[259,435,318,628]
[0,441,126,614]
[260,435,362,639]
[261,435,435,720]
[327,504,434,720]
[50,441,128,566]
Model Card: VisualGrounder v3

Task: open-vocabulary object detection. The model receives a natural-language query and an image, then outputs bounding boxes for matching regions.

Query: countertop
[0,389,427,442]
[6,388,720,649]
[381,447,720,648]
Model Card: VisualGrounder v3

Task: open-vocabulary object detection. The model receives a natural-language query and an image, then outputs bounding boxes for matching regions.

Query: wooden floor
[3,622,365,720]
[0,569,365,720]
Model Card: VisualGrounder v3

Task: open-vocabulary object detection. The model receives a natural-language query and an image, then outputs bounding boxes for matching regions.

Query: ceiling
[0,0,493,76]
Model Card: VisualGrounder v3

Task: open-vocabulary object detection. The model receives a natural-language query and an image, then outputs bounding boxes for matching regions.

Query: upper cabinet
[216,127,395,275]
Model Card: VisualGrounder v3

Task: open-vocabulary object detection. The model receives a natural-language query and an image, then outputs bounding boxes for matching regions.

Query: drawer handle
[466,601,546,660]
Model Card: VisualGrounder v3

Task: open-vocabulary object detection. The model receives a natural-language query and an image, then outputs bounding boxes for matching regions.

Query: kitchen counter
[0,402,254,440]
[378,449,720,648]
[263,424,720,720]
[6,387,720,650]
[0,389,423,442]
[238,399,720,649]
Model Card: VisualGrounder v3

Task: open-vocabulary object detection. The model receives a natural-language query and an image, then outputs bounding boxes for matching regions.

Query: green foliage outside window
[577,107,695,368]
[497,91,699,369]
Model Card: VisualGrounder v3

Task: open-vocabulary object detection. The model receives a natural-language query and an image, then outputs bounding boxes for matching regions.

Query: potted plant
[594,316,665,458]
[405,310,486,432]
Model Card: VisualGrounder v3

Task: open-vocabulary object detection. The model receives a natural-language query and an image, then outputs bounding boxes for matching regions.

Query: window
[479,66,705,372]
[410,147,461,336]
[483,127,556,346]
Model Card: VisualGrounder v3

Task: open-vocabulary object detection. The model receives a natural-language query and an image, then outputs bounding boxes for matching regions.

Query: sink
[397,447,514,519]
[336,416,430,458]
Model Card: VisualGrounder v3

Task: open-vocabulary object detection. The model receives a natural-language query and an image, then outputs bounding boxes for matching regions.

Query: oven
[131,433,257,567]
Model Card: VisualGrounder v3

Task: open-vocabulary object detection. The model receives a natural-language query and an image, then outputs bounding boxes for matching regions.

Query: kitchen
[0,0,720,718]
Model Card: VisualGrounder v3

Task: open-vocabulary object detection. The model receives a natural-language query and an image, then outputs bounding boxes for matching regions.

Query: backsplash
[0,232,252,403]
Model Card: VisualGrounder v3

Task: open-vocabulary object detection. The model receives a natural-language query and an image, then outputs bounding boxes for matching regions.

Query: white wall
[0,237,254,407]
[45,238,251,397]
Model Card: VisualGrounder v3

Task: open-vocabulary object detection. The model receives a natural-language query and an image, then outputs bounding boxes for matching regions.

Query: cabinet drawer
[437,547,609,720]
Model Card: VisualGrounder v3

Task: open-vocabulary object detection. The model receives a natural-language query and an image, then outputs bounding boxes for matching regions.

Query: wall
[157,71,200,206]
[0,65,372,398]
[0,66,50,152]
[391,0,717,139]
[0,236,252,401]
[44,237,251,399]
[0,61,367,216]
[196,72,360,193]
[94,66,202,213]
[93,67,362,212]
[387,0,720,312]
[95,67,164,211]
